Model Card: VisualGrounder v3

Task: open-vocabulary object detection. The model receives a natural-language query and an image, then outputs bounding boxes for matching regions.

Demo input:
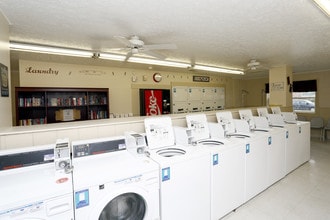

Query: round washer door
[98,193,146,220]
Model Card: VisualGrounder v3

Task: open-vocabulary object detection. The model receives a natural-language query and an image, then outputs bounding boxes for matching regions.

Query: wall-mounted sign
[271,82,284,91]
[0,63,9,97]
[193,76,210,82]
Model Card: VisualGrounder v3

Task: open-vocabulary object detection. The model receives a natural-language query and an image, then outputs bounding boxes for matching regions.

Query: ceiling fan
[245,59,269,73]
[111,35,177,61]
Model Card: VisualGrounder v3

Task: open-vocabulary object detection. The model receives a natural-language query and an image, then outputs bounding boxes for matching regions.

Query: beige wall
[0,12,12,127]
[17,60,244,120]
[244,69,330,126]
[269,66,293,107]
[244,77,269,107]
[14,58,330,129]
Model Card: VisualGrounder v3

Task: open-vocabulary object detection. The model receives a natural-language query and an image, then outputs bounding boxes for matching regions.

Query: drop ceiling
[0,0,329,77]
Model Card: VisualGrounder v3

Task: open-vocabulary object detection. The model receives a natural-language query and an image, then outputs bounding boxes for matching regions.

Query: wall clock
[153,73,162,83]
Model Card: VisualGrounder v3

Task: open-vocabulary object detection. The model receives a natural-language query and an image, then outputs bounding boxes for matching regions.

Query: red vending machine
[140,89,171,116]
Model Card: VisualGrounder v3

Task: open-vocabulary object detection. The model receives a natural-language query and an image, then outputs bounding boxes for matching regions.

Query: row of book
[89,96,107,105]
[19,96,107,107]
[18,97,44,107]
[89,110,108,120]
[19,118,47,126]
[49,97,87,107]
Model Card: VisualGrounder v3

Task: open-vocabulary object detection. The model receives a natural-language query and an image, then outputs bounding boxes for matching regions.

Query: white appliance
[248,110,287,186]
[71,136,160,220]
[217,111,269,202]
[271,106,282,114]
[0,143,74,220]
[144,116,211,220]
[266,109,311,174]
[185,113,246,220]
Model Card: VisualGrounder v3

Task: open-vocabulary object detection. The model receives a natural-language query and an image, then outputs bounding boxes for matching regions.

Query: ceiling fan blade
[143,43,177,50]
[109,47,129,51]
[113,36,131,46]
[142,50,166,60]
[125,51,133,61]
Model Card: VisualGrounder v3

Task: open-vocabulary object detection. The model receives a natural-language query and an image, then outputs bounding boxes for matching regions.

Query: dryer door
[98,193,146,220]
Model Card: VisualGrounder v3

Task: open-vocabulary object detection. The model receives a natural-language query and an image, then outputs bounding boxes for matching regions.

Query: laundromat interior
[0,1,330,219]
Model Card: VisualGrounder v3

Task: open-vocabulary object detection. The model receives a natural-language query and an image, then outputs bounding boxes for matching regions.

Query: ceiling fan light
[251,66,257,70]
[131,48,139,54]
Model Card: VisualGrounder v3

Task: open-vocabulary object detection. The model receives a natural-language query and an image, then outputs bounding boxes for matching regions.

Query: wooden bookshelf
[15,87,109,126]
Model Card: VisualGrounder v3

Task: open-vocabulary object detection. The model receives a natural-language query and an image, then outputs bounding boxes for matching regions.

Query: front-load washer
[71,136,160,220]
[185,113,246,220]
[144,116,211,220]
[0,142,74,220]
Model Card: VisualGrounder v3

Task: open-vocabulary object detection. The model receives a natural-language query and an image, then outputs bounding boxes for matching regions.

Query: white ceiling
[0,0,329,77]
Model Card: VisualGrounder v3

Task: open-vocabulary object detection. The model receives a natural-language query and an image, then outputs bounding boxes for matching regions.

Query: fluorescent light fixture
[9,42,244,75]
[312,0,330,16]
[193,65,244,75]
[98,53,126,61]
[128,57,190,68]
[10,42,93,57]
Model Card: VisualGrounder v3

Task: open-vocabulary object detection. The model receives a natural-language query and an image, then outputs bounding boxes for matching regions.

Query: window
[292,92,316,113]
[265,80,317,113]
[292,80,317,113]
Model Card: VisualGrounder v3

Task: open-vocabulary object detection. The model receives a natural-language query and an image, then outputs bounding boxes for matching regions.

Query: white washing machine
[242,109,287,186]
[267,110,310,174]
[0,143,74,220]
[144,116,211,220]
[217,111,269,203]
[281,111,311,169]
[71,136,160,220]
[185,113,246,220]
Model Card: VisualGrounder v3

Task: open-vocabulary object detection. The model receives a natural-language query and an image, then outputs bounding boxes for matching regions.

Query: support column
[269,65,293,111]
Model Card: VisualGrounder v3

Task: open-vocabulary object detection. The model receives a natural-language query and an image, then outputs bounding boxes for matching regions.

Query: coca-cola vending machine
[139,89,171,116]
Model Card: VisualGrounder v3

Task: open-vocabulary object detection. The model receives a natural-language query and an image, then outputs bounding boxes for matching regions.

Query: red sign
[144,90,163,116]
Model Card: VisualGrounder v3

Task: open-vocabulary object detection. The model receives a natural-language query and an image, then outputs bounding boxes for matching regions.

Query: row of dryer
[0,107,310,220]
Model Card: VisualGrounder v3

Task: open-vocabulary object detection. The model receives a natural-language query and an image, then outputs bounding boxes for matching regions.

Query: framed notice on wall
[0,63,9,97]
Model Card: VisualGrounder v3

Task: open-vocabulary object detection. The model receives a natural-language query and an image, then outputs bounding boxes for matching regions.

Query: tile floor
[222,138,330,220]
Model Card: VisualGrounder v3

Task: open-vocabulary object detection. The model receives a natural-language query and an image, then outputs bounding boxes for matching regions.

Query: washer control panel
[54,138,71,173]
[72,138,126,158]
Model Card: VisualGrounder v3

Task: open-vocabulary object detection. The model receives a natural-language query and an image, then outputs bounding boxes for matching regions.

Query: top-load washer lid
[253,116,271,132]
[186,114,210,141]
[239,109,256,130]
[257,107,269,118]
[144,116,176,150]
[186,114,226,146]
[271,106,282,114]
[216,111,236,134]
[231,119,252,138]
[268,114,285,127]
[144,117,187,157]
[281,112,297,124]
